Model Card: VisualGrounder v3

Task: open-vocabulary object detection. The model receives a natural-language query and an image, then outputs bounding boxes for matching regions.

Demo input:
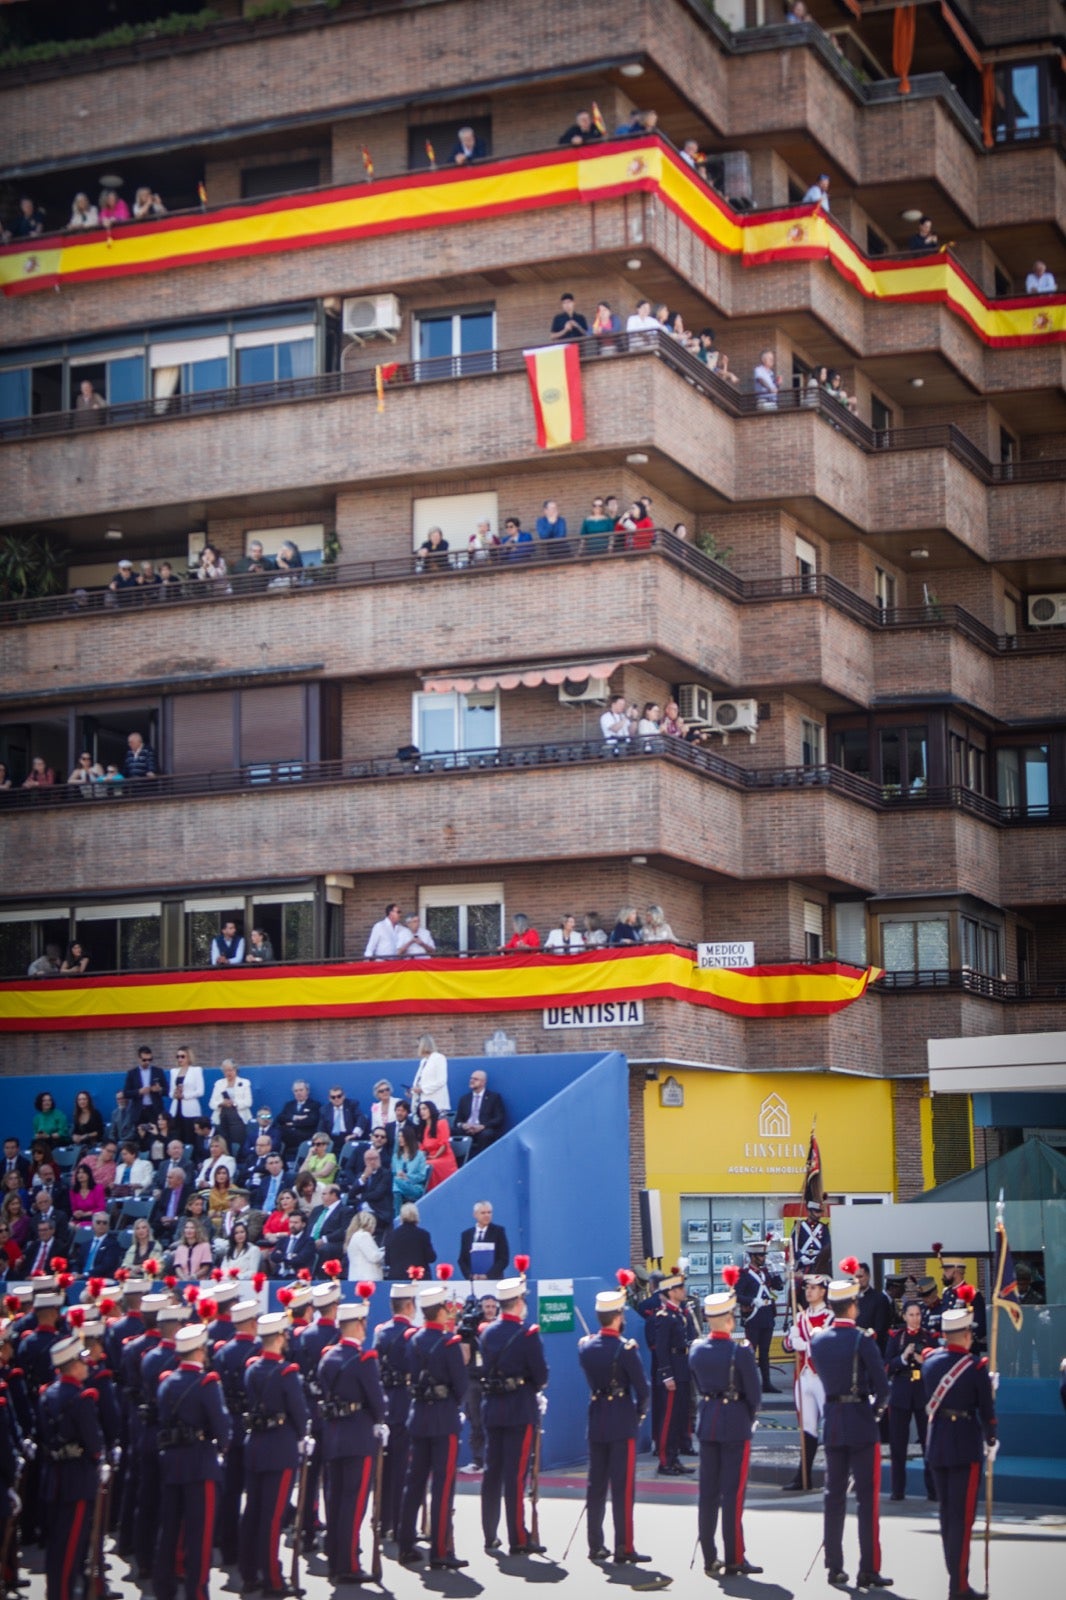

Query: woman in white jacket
[223,1219,261,1280]
[344,1210,384,1281]
[411,1034,450,1113]
[168,1045,204,1139]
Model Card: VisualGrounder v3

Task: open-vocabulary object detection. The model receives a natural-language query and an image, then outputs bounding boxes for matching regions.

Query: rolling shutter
[170,692,236,774]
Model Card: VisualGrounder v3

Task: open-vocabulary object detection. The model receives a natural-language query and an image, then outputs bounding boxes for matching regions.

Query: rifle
[289,1427,313,1598]
[529,1415,542,1549]
[370,1441,385,1585]
[787,1240,807,1490]
[85,1464,109,1600]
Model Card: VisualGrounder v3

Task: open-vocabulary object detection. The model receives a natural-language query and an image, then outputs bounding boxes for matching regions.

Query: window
[0,362,62,419]
[74,903,162,974]
[948,730,986,794]
[77,702,160,777]
[871,397,893,434]
[801,719,823,766]
[0,714,70,786]
[881,917,950,973]
[413,308,495,377]
[69,350,145,408]
[803,901,824,961]
[874,566,896,612]
[240,159,322,200]
[183,895,247,967]
[151,335,229,403]
[996,745,1049,816]
[880,725,927,793]
[961,916,1001,977]
[250,892,316,962]
[419,882,503,954]
[412,691,499,760]
[1003,594,1019,637]
[994,62,1044,141]
[795,535,817,579]
[235,325,315,386]
[833,729,870,781]
[833,901,868,967]
[0,908,70,977]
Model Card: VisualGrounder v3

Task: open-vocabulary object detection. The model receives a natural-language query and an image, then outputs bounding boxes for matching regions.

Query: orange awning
[419,652,649,694]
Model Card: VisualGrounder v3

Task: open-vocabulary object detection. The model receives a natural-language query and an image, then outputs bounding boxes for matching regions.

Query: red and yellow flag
[523,341,585,449]
[425,138,437,167]
[374,361,400,413]
[591,101,606,135]
[197,181,208,205]
[361,146,374,179]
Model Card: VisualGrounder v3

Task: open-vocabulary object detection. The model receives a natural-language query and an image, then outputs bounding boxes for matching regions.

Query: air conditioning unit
[559,676,611,706]
[713,697,759,733]
[1027,592,1066,627]
[677,682,714,728]
[342,293,401,340]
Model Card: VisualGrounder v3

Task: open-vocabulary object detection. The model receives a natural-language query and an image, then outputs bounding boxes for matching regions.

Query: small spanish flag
[374,361,400,413]
[523,342,585,449]
[425,138,437,167]
[590,101,606,135]
[361,146,374,180]
[197,181,208,205]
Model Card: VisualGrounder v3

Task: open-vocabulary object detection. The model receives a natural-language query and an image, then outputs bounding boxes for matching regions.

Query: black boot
[781,1431,817,1491]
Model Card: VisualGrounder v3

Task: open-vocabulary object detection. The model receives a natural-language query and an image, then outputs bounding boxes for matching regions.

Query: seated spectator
[22,758,55,791]
[610,906,643,945]
[499,516,533,556]
[261,1184,300,1244]
[205,1164,235,1220]
[245,927,274,963]
[240,1107,280,1164]
[396,913,436,958]
[300,1132,339,1195]
[29,1187,70,1250]
[210,1058,254,1148]
[451,126,486,165]
[348,1146,393,1232]
[617,501,655,550]
[68,754,101,790]
[697,328,739,384]
[29,1137,54,1177]
[187,1116,213,1167]
[599,693,630,742]
[536,498,567,549]
[1026,259,1057,294]
[545,913,586,954]
[294,1171,318,1214]
[453,1069,505,1158]
[68,1090,103,1146]
[98,189,130,225]
[369,1079,398,1136]
[907,216,939,251]
[345,1209,385,1281]
[2,1139,30,1188]
[269,1206,316,1276]
[210,919,244,966]
[590,301,621,340]
[307,1184,353,1266]
[753,348,780,410]
[196,543,231,594]
[71,1211,122,1277]
[16,1216,66,1278]
[66,193,99,230]
[154,1136,193,1196]
[383,1201,436,1280]
[33,1091,69,1147]
[417,525,450,572]
[113,1140,154,1194]
[196,1134,237,1190]
[0,1193,30,1251]
[12,196,47,238]
[122,1215,160,1271]
[626,298,660,336]
[152,1164,193,1242]
[467,519,499,562]
[559,110,602,146]
[391,1122,429,1214]
[418,1101,457,1190]
[643,903,676,943]
[132,187,167,220]
[223,1218,261,1278]
[582,911,609,948]
[549,293,588,342]
[637,701,662,736]
[169,1216,212,1280]
[502,913,540,951]
[0,1218,17,1275]
[84,1139,118,1190]
[803,174,830,211]
[276,1079,321,1158]
[247,1149,293,1214]
[317,1086,365,1155]
[123,730,158,780]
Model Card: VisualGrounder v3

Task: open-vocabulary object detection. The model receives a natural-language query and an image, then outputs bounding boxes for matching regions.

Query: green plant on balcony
[696,528,734,568]
[0,8,222,71]
[0,532,68,602]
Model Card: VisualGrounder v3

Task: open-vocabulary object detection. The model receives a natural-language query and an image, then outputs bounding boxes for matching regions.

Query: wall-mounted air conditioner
[559,677,611,705]
[677,682,714,727]
[342,293,401,340]
[1027,593,1066,627]
[713,697,759,734]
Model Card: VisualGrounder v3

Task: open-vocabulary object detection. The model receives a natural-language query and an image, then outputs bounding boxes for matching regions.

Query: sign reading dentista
[543,1000,645,1028]
[697,941,755,968]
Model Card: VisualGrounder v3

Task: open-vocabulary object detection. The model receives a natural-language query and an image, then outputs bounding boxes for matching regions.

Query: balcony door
[414,308,495,378]
[412,691,498,762]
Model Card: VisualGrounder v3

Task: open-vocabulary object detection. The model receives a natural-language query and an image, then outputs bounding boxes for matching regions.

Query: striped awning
[419,652,649,694]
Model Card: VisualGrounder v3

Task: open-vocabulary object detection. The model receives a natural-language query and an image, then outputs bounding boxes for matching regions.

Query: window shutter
[170,692,236,774]
[239,685,306,765]
[803,901,824,936]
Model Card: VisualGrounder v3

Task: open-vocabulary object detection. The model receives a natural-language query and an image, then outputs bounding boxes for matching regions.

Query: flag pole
[984,1188,1004,1592]
[794,1117,818,1490]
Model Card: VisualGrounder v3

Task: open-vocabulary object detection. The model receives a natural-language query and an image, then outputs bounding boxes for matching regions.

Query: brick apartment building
[1,0,1064,1257]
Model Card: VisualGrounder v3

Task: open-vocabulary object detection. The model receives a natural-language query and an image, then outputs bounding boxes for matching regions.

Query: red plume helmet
[356,1281,375,1300]
[277,1287,294,1308]
[253,1273,266,1294]
[144,1258,159,1278]
[67,1306,85,1329]
[407,1266,424,1281]
[98,1297,116,1317]
[198,1297,218,1320]
[4,1295,20,1316]
[87,1276,105,1300]
[514,1254,530,1275]
[164,1275,178,1290]
[297,1267,312,1283]
[115,1268,130,1283]
[226,1266,240,1279]
[957,1284,976,1306]
[722,1265,741,1288]
[840,1256,860,1277]
[210,1267,223,1282]
[931,1242,943,1257]
[184,1285,200,1304]
[51,1257,68,1274]
[57,1274,74,1292]
[616,1268,636,1288]
[323,1259,343,1280]
[437,1263,454,1282]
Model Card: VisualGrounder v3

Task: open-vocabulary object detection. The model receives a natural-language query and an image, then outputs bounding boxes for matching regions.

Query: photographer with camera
[459,1292,499,1474]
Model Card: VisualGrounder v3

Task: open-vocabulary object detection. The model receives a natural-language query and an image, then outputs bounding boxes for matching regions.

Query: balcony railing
[0,733,1059,827]
[876,969,1066,1001]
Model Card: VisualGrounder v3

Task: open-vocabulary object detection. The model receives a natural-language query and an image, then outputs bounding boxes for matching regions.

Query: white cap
[142,1292,172,1315]
[389,1282,416,1301]
[122,1277,150,1300]
[419,1284,448,1310]
[157,1303,191,1325]
[211,1281,241,1306]
[176,1324,208,1353]
[50,1335,85,1368]
[312,1283,341,1308]
[34,1291,63,1310]
[942,1305,974,1335]
[338,1301,369,1325]
[257,1312,287,1338]
[287,1283,313,1311]
[594,1288,626,1314]
[828,1278,859,1305]
[80,1317,105,1341]
[496,1277,525,1302]
[7,1284,34,1304]
[231,1298,261,1325]
[31,1276,58,1295]
[703,1289,738,1318]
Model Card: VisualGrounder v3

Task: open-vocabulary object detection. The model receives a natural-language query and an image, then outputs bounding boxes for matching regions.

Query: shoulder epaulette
[403,1327,416,1340]
[282,1362,300,1377]
[360,1349,377,1363]
[244,1355,257,1368]
[655,1307,669,1317]
[445,1334,461,1346]
[863,1328,876,1338]
[82,1387,99,1402]
[978,1356,989,1369]
[525,1324,540,1336]
[201,1371,220,1386]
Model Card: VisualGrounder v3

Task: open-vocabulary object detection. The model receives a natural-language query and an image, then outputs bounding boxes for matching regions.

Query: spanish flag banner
[0,951,880,1033]
[523,342,585,449]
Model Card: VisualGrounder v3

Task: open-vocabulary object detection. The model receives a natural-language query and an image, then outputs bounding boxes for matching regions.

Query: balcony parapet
[876,969,1066,1001]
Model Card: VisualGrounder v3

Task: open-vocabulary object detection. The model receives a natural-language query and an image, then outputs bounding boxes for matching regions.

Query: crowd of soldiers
[0,1227,997,1600]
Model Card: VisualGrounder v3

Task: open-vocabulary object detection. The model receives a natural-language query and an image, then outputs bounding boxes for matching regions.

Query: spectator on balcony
[582,912,608,949]
[107,558,139,599]
[502,913,540,951]
[803,174,831,212]
[610,907,642,946]
[467,519,499,562]
[27,943,61,976]
[626,298,660,338]
[544,913,586,954]
[68,754,101,790]
[451,126,486,165]
[616,108,658,137]
[754,349,780,410]
[637,701,663,736]
[549,293,588,342]
[121,729,157,782]
[417,525,451,572]
[210,919,245,966]
[275,539,304,579]
[579,495,615,554]
[907,216,939,251]
[643,904,676,943]
[825,368,858,416]
[397,912,435,957]
[365,902,404,958]
[680,139,709,181]
[697,328,739,385]
[196,542,231,594]
[66,193,99,230]
[661,699,689,738]
[74,378,106,421]
[559,110,602,146]
[500,515,534,557]
[668,311,700,354]
[246,927,274,964]
[599,693,630,742]
[617,501,655,550]
[1026,259,1057,294]
[235,539,277,577]
[98,189,130,225]
[591,301,622,343]
[159,560,182,594]
[132,187,167,220]
[137,561,163,594]
[12,196,47,238]
[788,1,812,19]
[536,498,568,551]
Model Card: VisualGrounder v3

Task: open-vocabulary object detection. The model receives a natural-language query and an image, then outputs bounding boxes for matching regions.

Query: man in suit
[855,1261,894,1354]
[16,1216,68,1277]
[453,1070,505,1158]
[150,1167,193,1243]
[239,1130,276,1187]
[29,1185,71,1246]
[246,1149,293,1213]
[317,1087,366,1155]
[72,1210,124,1276]
[239,1108,279,1164]
[347,1147,393,1232]
[123,1045,167,1122]
[307,1184,352,1268]
[275,1079,321,1161]
[2,1136,32,1187]
[268,1209,317,1277]
[152,1138,193,1197]
[458,1201,510,1281]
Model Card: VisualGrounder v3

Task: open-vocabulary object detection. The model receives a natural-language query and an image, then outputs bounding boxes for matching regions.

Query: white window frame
[801,718,824,766]
[874,566,897,612]
[411,689,500,757]
[419,882,505,955]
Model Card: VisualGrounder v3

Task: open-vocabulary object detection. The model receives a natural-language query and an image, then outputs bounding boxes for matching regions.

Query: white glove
[97,1462,112,1487]
[110,1445,122,1467]
[21,1439,36,1461]
[298,1435,316,1460]
[536,1392,548,1418]
[984,1439,999,1461]
[990,1371,1000,1393]
[373,1423,390,1446]
[7,1489,21,1517]
[752,1419,760,1433]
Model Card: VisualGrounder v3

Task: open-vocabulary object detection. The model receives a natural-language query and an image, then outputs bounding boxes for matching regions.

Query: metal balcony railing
[876,969,1066,1001]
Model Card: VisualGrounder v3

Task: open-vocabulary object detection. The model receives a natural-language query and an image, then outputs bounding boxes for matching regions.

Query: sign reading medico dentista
[697,941,755,968]
[537,1279,575,1333]
[543,999,644,1028]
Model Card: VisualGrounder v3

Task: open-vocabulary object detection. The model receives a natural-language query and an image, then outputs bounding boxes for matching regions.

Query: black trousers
[398,1433,459,1562]
[154,1479,217,1600]
[45,1497,92,1600]
[586,1436,637,1554]
[888,1400,936,1498]
[931,1460,982,1595]
[481,1422,535,1548]
[823,1440,881,1575]
[698,1439,751,1567]
[323,1452,375,1577]
[239,1464,294,1591]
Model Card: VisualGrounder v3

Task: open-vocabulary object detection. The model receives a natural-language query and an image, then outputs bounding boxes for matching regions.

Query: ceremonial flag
[361,146,374,180]
[590,101,606,135]
[992,1217,1023,1332]
[523,342,585,449]
[425,139,437,167]
[374,361,399,413]
[802,1127,823,1209]
[197,181,208,205]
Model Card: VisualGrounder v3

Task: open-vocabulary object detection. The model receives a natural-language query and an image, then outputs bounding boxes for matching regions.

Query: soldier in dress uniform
[652,1270,694,1476]
[578,1276,649,1564]
[135,1299,190,1578]
[922,1290,996,1600]
[211,1297,262,1567]
[114,1280,160,1559]
[292,1277,342,1543]
[317,1288,388,1582]
[38,1334,106,1600]
[0,1316,30,1599]
[18,1279,66,1549]
[917,1276,943,1338]
[479,1272,548,1556]
[5,1284,36,1339]
[204,1279,242,1349]
[689,1269,763,1576]
[939,1257,987,1355]
[792,1200,832,1281]
[634,1270,665,1456]
[885,1300,939,1501]
[808,1259,893,1590]
[77,1311,121,1597]
[395,1281,468,1571]
[373,1282,417,1539]
[736,1241,783,1392]
[781,1272,834,1491]
[239,1310,310,1597]
[154,1321,233,1600]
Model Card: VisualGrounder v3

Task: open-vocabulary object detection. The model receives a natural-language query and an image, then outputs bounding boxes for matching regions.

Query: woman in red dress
[418,1100,457,1190]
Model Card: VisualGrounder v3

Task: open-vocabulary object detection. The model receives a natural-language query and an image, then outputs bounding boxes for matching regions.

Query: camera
[457,1294,483,1345]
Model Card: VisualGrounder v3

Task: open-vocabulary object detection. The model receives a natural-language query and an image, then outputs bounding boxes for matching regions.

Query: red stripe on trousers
[198,1483,216,1600]
[268,1468,294,1590]
[351,1455,372,1573]
[659,1389,675,1466]
[61,1500,87,1600]
[514,1425,534,1547]
[870,1442,882,1572]
[961,1460,980,1589]
[624,1438,636,1551]
[438,1434,458,1557]
[735,1439,751,1562]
